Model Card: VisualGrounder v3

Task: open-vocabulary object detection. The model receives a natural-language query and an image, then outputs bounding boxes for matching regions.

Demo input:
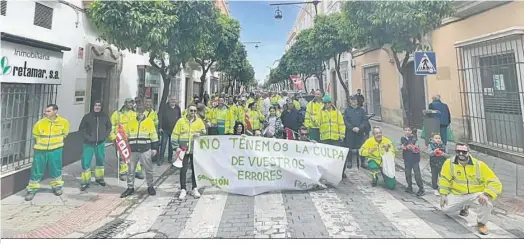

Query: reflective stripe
[450,157,482,184]
[486,186,501,195]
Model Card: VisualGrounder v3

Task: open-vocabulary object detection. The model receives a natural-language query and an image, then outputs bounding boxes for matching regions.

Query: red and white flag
[245,112,252,132]
[284,128,296,140]
[115,125,131,164]
[289,75,304,90]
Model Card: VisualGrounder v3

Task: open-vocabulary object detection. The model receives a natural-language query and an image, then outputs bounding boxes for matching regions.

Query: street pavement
[2,124,524,239]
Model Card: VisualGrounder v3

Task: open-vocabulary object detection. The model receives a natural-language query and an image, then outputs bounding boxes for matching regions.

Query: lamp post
[242,41,262,49]
[270,0,319,19]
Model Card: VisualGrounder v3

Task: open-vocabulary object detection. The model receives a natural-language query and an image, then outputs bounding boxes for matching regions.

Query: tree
[88,0,217,108]
[193,13,241,98]
[285,29,326,92]
[313,13,352,107]
[343,1,454,125]
[216,41,250,94]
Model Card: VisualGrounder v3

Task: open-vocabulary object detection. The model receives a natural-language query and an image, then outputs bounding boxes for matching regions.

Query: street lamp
[242,41,262,49]
[270,0,319,19]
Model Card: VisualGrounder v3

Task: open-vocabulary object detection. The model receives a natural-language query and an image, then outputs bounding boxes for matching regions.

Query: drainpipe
[58,0,85,28]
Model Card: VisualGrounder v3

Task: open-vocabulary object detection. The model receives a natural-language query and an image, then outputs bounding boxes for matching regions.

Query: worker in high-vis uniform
[78,100,112,191]
[304,90,323,142]
[120,104,159,198]
[144,97,159,128]
[209,98,236,135]
[318,94,345,146]
[439,143,502,235]
[110,98,143,181]
[246,102,265,134]
[172,104,207,200]
[25,104,70,201]
[235,97,248,125]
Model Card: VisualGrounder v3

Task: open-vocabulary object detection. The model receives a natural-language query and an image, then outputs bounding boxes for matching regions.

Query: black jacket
[79,111,112,145]
[159,103,182,133]
[343,106,368,149]
[281,109,302,132]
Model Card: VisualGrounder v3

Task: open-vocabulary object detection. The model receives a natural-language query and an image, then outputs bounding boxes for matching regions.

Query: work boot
[405,187,413,193]
[95,179,106,186]
[478,223,488,235]
[416,189,426,197]
[25,192,35,201]
[120,188,135,198]
[135,173,145,180]
[371,175,378,187]
[53,189,63,196]
[119,174,127,181]
[148,186,156,196]
[80,184,89,191]
[459,207,470,217]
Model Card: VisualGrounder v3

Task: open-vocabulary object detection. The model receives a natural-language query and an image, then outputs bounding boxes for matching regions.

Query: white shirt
[279,96,289,108]
[262,97,271,116]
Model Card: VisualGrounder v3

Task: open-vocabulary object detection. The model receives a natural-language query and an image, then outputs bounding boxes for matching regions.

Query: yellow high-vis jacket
[144,109,159,128]
[110,108,136,141]
[304,101,323,129]
[32,115,70,150]
[126,117,159,152]
[439,156,502,200]
[235,105,248,124]
[270,95,281,105]
[208,105,236,134]
[319,108,345,141]
[247,110,265,131]
[171,117,207,153]
[359,137,395,166]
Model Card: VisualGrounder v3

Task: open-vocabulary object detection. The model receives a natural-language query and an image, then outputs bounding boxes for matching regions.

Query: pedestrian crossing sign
[414,51,437,75]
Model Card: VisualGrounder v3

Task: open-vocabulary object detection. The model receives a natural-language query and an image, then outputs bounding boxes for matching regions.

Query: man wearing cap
[209,97,235,135]
[304,90,323,142]
[319,95,346,177]
[120,104,159,198]
[78,100,112,191]
[110,98,144,181]
[343,96,368,169]
[439,143,502,235]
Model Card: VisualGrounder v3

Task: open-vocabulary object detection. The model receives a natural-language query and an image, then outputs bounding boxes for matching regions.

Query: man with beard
[439,143,502,235]
[78,101,112,190]
[120,104,159,198]
[343,96,368,169]
[25,104,70,201]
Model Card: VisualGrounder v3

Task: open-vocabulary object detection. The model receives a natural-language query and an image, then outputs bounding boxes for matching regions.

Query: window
[34,3,53,29]
[1,0,6,16]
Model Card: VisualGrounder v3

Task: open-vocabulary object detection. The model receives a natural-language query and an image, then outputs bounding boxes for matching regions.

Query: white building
[0,0,192,195]
[285,0,352,108]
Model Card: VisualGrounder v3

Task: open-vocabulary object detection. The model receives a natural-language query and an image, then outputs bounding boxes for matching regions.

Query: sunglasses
[189,109,197,112]
[456,150,468,155]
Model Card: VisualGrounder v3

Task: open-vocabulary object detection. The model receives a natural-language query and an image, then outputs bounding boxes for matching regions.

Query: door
[479,53,524,149]
[370,73,382,118]
[406,61,426,128]
[90,78,104,111]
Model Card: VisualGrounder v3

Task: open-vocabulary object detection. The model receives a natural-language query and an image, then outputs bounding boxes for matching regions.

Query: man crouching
[121,103,159,198]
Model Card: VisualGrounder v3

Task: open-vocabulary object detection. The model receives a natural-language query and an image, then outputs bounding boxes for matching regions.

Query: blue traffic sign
[414,51,437,75]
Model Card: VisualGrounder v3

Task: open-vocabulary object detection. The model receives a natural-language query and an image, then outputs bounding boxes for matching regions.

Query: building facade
[0,0,192,197]
[285,0,352,108]
[351,1,524,161]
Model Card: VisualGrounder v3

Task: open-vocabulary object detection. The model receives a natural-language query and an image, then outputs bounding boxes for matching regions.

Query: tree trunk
[334,54,351,108]
[317,72,324,93]
[391,50,411,127]
[199,72,206,99]
[302,74,308,92]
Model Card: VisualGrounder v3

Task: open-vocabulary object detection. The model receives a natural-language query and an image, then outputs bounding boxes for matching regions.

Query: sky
[229,1,299,84]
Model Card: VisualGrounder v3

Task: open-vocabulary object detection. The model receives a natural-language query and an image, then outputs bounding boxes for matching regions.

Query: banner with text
[193,136,349,196]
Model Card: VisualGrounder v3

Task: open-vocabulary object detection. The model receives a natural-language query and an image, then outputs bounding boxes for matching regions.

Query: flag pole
[115,98,121,186]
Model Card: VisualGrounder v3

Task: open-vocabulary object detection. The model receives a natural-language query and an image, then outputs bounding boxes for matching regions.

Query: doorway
[90,78,104,111]
[405,61,426,128]
[363,66,382,119]
[89,60,112,112]
[331,70,338,106]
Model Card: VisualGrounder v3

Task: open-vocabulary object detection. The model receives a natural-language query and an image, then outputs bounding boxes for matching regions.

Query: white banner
[193,136,349,196]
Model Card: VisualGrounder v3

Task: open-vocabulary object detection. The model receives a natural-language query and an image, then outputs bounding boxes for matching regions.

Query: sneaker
[120,188,135,198]
[135,173,145,180]
[148,186,156,196]
[119,174,127,181]
[405,187,413,193]
[192,188,201,198]
[53,189,63,196]
[179,189,187,200]
[459,207,470,217]
[80,184,89,191]
[25,192,35,201]
[416,189,426,197]
[95,179,106,186]
[478,223,489,235]
[434,189,440,196]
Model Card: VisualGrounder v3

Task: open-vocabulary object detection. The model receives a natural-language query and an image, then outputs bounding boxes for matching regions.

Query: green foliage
[312,13,350,61]
[88,0,219,104]
[217,41,254,87]
[342,1,454,55]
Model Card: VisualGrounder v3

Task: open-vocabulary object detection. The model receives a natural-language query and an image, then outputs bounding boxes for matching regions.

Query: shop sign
[0,41,64,85]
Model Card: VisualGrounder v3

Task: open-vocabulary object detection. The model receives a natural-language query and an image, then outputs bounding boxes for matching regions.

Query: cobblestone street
[80,168,523,239]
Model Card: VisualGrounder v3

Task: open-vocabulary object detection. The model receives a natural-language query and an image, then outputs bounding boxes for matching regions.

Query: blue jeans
[440,125,448,145]
[159,131,173,163]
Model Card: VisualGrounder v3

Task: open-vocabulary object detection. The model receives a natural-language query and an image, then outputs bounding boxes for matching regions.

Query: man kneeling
[439,143,502,235]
